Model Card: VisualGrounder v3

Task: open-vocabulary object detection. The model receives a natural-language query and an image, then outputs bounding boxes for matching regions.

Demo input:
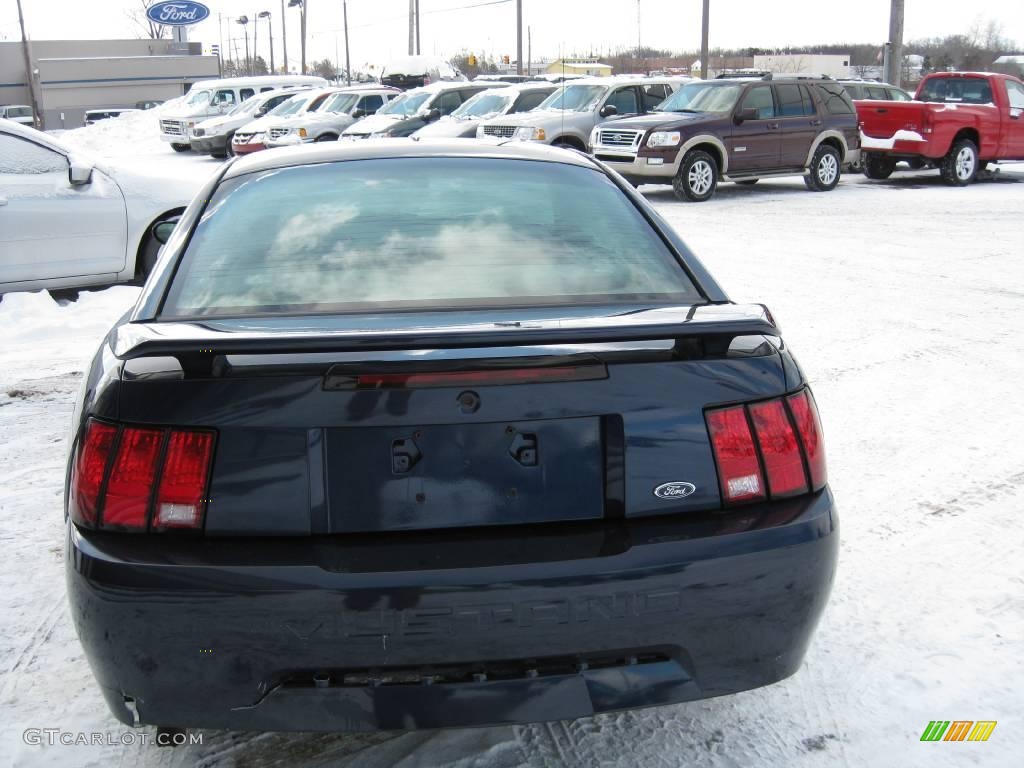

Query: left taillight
[69,419,215,532]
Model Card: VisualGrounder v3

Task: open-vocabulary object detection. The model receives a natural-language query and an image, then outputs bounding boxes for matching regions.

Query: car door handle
[876,108,889,114]
[810,119,823,126]
[767,122,780,130]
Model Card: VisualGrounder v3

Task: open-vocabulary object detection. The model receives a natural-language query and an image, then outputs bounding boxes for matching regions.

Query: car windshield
[230,96,263,116]
[186,89,212,107]
[537,85,606,112]
[452,91,512,118]
[268,96,306,116]
[655,83,743,113]
[322,93,360,113]
[162,157,701,318]
[379,92,431,116]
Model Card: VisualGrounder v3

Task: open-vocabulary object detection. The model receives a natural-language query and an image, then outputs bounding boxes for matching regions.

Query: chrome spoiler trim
[112,304,778,361]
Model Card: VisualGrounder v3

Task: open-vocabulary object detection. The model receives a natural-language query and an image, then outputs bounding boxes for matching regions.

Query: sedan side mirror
[68,159,94,186]
[734,107,758,124]
[425,108,441,123]
[152,218,180,245]
[351,107,366,119]
[599,104,618,118]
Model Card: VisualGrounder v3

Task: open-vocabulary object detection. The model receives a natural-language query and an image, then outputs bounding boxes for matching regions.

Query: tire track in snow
[0,591,65,701]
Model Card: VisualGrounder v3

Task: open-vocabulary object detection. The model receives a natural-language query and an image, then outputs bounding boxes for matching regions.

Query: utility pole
[15,0,42,129]
[637,0,641,72]
[516,0,523,75]
[343,0,352,84]
[527,25,531,77]
[280,0,288,73]
[700,0,710,80]
[886,0,905,88]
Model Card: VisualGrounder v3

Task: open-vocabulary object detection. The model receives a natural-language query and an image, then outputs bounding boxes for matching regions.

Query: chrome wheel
[817,153,839,185]
[955,146,976,181]
[688,160,714,196]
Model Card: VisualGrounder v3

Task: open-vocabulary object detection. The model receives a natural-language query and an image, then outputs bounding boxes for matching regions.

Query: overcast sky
[2,1,1022,72]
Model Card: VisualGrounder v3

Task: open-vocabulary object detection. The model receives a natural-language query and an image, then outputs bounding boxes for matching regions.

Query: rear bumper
[67,490,838,732]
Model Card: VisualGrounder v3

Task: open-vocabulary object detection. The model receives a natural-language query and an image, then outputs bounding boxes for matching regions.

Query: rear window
[815,83,855,114]
[162,157,701,318]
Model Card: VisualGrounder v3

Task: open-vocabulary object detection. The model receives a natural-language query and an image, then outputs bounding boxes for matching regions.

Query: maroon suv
[590,77,861,202]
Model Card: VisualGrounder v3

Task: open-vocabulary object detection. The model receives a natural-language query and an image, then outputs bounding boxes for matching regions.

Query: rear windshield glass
[162,157,700,318]
[918,77,994,104]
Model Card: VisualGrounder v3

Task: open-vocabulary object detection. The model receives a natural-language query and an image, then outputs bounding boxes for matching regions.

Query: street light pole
[516,0,523,75]
[343,0,351,85]
[300,0,307,75]
[280,0,289,73]
[253,11,260,73]
[236,16,251,75]
[415,0,421,55]
[259,11,275,73]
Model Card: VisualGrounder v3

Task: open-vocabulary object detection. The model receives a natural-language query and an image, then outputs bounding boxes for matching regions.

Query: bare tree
[126,0,169,40]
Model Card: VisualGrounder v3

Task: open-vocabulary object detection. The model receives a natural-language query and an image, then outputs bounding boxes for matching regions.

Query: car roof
[223,138,599,180]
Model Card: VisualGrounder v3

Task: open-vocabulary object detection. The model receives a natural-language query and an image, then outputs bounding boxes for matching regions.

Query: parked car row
[168,72,1019,204]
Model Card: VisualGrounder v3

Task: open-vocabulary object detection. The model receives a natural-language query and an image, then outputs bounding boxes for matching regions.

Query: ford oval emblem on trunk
[147,1,211,26]
[653,481,696,500]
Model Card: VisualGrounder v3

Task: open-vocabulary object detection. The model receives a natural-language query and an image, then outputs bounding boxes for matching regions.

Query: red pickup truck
[858,71,1024,185]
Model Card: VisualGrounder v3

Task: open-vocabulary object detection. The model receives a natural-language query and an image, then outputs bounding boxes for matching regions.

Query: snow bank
[0,288,139,383]
[60,97,186,158]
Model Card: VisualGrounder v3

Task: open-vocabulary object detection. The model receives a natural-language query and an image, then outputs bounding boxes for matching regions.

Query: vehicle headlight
[250,132,265,143]
[476,124,486,138]
[647,131,681,148]
[298,127,307,138]
[589,127,600,146]
[515,126,545,141]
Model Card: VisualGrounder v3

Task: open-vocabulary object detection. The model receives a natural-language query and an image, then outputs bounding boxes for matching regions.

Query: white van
[158,75,327,151]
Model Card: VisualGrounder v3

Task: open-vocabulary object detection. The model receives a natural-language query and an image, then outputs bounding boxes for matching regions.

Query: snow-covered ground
[1,128,1022,767]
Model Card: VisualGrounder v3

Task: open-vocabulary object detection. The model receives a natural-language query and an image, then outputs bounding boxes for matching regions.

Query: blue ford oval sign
[146,1,211,26]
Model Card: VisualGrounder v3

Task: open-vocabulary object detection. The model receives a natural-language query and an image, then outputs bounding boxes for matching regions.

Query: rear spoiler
[112,303,778,370]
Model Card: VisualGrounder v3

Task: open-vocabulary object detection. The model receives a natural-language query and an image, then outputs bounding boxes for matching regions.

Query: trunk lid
[857,100,929,139]
[113,304,790,535]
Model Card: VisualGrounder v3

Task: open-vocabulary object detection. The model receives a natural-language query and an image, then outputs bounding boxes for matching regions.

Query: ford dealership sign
[146,1,211,26]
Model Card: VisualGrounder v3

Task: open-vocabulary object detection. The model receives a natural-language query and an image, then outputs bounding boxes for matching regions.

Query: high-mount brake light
[69,419,216,532]
[706,388,827,507]
[332,364,608,390]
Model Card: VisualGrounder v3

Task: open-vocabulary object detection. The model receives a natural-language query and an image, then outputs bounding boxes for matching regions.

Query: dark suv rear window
[162,158,701,318]
[815,83,855,114]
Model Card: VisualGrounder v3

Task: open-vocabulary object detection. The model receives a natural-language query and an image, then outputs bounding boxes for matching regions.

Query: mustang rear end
[65,141,838,733]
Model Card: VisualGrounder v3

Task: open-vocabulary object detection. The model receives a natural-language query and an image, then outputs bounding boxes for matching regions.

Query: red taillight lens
[69,420,118,526]
[749,400,809,498]
[68,420,215,532]
[706,388,827,507]
[706,406,766,504]
[154,430,215,529]
[103,427,164,529]
[787,390,827,490]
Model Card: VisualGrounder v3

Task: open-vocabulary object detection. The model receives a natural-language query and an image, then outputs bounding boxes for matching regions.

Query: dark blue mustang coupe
[65,140,837,736]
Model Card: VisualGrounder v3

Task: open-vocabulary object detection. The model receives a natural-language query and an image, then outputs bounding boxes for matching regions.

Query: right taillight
[68,419,216,532]
[706,388,826,507]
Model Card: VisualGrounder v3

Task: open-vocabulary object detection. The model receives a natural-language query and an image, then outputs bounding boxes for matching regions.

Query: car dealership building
[0,39,219,129]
